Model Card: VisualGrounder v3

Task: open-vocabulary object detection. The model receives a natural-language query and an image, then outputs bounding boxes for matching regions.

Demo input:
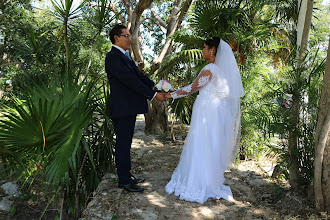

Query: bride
[165,37,245,204]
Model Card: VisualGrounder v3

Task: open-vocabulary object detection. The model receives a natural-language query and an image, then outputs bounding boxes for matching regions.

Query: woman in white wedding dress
[165,37,245,204]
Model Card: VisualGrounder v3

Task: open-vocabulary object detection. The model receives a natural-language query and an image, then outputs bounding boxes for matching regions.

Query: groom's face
[115,28,132,51]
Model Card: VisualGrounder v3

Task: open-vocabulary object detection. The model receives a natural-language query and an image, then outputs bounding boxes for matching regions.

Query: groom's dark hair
[205,37,221,54]
[109,24,127,44]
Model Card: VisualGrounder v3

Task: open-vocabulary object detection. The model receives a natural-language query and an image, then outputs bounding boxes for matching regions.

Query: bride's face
[202,44,215,61]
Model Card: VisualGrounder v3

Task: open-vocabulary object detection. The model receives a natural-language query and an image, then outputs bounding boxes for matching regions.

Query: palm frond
[158,49,204,76]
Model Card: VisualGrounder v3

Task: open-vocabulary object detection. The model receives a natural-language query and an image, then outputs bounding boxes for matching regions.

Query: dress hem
[165,179,234,204]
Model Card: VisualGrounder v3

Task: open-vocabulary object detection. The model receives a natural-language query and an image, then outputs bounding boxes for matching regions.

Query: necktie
[125,52,132,61]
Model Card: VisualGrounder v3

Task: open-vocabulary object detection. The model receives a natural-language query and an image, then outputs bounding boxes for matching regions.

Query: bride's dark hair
[205,37,221,54]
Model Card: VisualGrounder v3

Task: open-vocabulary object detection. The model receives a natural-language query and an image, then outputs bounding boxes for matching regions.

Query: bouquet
[155,80,174,92]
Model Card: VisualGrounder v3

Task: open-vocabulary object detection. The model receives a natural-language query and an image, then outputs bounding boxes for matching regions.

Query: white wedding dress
[165,40,245,204]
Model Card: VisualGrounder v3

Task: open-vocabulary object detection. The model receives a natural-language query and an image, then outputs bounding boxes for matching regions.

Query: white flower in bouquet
[155,80,174,92]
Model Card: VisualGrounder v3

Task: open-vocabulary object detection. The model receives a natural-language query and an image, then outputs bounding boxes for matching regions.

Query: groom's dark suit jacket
[105,46,156,184]
[105,47,156,118]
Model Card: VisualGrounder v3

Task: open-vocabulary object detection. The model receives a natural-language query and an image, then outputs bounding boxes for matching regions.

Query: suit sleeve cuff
[151,92,157,101]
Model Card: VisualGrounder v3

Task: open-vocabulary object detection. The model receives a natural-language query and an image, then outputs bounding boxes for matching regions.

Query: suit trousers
[112,115,137,185]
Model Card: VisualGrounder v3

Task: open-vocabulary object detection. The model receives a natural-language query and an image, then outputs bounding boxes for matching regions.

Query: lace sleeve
[171,69,212,99]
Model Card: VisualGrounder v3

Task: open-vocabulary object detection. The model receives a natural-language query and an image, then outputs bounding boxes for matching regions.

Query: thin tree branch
[130,0,154,64]
[166,0,182,36]
[121,0,129,8]
[142,17,166,33]
[150,0,195,73]
[122,0,133,29]
[130,0,153,32]
[150,7,167,28]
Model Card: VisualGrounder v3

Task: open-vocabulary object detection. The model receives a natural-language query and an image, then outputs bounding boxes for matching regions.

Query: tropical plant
[247,47,325,186]
[0,0,119,218]
[50,0,88,69]
[0,73,115,218]
[158,0,280,135]
[83,0,117,75]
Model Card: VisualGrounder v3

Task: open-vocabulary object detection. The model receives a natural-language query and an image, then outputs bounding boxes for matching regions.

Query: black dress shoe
[118,183,144,192]
[131,175,145,184]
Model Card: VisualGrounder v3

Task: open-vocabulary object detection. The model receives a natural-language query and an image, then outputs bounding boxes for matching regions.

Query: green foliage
[244,47,325,184]
[0,1,118,217]
[14,25,54,66]
[0,0,35,66]
[239,53,280,158]
[9,205,16,215]
[160,0,282,130]
[83,0,117,32]
[160,2,326,190]
[82,0,118,76]
[190,0,278,54]
[0,73,115,218]
[170,92,198,124]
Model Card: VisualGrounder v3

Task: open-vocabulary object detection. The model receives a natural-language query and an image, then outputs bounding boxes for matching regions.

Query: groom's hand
[155,92,168,102]
[165,92,172,99]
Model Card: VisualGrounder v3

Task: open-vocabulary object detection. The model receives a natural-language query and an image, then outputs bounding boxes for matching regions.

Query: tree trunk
[149,0,195,74]
[299,0,313,58]
[296,0,308,59]
[314,38,330,212]
[288,92,301,189]
[323,135,330,211]
[145,100,168,134]
[130,0,153,65]
[288,0,314,190]
[110,0,194,134]
[144,0,194,133]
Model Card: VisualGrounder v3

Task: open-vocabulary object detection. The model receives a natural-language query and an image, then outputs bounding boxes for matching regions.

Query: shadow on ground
[79,120,323,220]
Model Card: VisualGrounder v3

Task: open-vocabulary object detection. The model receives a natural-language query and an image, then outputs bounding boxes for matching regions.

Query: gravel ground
[80,119,327,220]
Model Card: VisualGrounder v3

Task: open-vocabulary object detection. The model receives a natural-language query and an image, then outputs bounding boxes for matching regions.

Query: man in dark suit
[105,24,167,192]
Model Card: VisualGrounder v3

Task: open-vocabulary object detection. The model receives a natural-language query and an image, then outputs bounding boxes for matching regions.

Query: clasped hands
[155,92,173,102]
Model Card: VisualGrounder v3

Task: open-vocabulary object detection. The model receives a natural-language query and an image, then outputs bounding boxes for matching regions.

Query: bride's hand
[165,92,172,99]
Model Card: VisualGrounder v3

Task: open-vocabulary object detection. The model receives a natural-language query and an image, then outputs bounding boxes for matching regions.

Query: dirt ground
[80,119,328,220]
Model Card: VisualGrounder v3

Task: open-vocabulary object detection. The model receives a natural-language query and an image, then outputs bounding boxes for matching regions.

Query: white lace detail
[197,75,210,87]
[166,177,234,204]
[199,88,229,98]
[171,92,179,100]
[182,84,192,93]
[170,65,213,99]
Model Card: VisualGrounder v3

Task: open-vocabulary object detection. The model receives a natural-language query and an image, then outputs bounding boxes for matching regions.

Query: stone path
[79,119,324,220]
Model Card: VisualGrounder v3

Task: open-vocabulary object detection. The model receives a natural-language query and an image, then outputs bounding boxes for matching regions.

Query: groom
[105,24,167,193]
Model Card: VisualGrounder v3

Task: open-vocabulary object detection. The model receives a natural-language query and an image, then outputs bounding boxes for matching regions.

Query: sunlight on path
[79,119,319,220]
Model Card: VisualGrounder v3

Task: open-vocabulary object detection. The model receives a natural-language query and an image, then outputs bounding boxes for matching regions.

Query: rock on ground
[0,182,21,211]
[0,196,13,212]
[1,182,21,197]
[80,119,325,220]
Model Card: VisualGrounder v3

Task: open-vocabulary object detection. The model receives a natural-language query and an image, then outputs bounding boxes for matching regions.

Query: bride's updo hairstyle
[205,37,221,54]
